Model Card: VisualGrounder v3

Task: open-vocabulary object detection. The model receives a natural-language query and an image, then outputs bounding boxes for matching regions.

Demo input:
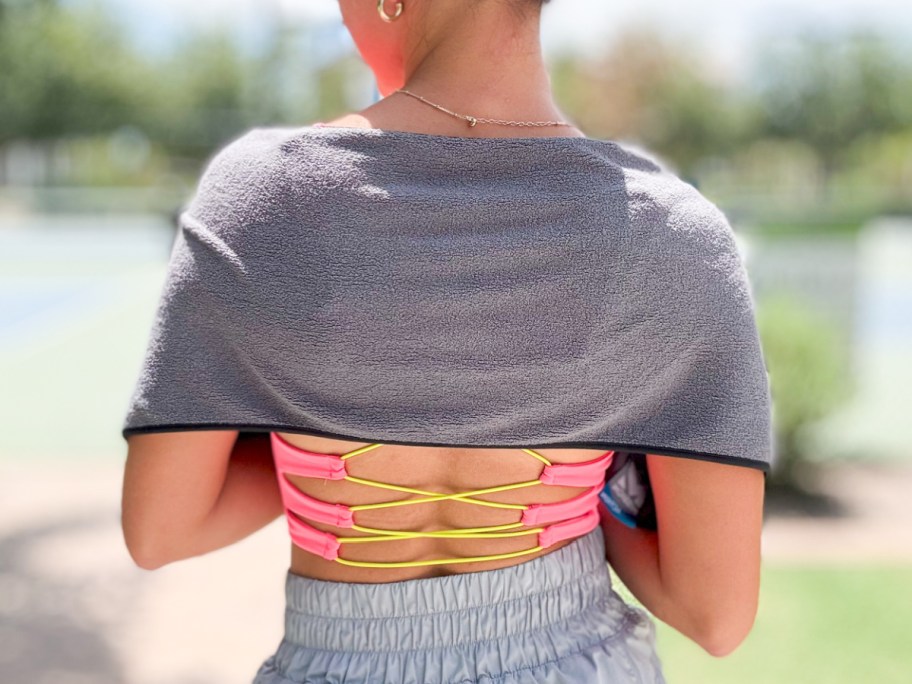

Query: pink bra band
[276,469,602,529]
[286,507,602,562]
[271,432,613,488]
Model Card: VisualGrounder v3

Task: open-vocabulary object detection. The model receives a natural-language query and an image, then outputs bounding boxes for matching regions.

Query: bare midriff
[275,431,610,583]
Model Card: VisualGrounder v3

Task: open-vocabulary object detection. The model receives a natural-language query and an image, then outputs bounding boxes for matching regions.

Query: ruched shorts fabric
[252,526,667,683]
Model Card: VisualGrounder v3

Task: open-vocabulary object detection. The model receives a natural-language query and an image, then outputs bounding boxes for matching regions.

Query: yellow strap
[334,545,547,569]
[344,523,544,541]
[319,443,563,568]
[346,476,540,511]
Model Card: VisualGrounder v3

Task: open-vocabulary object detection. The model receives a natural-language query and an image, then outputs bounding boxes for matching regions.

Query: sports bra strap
[277,472,354,527]
[520,484,602,526]
[272,433,381,480]
[539,451,615,487]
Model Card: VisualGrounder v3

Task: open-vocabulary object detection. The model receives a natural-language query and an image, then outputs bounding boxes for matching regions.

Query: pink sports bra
[270,432,614,569]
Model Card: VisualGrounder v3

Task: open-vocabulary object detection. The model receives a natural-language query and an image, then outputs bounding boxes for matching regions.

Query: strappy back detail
[270,432,613,569]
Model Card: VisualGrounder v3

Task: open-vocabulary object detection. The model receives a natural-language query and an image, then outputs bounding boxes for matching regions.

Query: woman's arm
[121,431,284,570]
[601,454,765,658]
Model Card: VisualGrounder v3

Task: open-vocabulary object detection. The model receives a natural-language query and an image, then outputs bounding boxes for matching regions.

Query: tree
[750,27,912,191]
[550,23,757,179]
[0,1,154,141]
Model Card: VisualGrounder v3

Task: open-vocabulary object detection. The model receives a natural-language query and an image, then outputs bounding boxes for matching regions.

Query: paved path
[1,459,909,683]
[760,461,912,564]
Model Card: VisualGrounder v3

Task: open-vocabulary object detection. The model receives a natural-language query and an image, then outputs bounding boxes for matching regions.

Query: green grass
[610,564,912,684]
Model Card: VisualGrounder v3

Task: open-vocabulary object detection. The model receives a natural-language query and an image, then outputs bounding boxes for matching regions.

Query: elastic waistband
[282,526,627,653]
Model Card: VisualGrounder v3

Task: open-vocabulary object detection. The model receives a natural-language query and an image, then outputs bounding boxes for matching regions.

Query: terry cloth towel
[121,125,774,474]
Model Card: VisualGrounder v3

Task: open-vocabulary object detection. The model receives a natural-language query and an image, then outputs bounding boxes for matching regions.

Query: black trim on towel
[121,422,772,475]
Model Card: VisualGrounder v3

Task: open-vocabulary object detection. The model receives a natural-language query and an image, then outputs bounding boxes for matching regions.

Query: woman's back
[275,430,612,582]
[123,122,768,467]
[255,117,627,580]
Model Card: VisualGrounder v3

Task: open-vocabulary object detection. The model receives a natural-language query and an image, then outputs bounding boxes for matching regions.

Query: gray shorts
[252,526,667,683]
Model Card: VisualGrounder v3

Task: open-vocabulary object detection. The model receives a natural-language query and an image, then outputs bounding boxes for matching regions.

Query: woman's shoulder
[198,125,329,177]
[183,126,337,228]
[190,124,733,246]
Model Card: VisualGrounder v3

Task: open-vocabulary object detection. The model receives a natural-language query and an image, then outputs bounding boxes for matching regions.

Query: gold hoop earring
[377,0,403,22]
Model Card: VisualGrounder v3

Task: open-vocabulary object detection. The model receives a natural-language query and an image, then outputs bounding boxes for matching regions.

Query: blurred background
[1,0,910,682]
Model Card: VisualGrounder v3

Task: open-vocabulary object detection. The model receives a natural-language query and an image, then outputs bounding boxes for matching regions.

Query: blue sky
[100,0,912,85]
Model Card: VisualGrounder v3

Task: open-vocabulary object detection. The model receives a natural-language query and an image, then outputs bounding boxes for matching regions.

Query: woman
[120,1,770,682]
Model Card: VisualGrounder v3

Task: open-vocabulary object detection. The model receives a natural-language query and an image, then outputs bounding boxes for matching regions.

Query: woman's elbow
[121,515,179,570]
[128,550,167,571]
[696,606,759,658]
[123,530,171,570]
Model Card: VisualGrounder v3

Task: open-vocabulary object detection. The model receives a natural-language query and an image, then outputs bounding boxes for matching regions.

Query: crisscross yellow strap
[328,444,565,568]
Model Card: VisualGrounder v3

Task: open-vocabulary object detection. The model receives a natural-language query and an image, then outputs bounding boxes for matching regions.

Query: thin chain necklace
[394,88,573,129]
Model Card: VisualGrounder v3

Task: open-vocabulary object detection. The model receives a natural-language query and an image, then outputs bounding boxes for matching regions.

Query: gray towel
[121,125,773,474]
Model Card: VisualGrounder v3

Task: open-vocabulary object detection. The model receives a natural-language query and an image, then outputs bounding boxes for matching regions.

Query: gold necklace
[394,88,573,129]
